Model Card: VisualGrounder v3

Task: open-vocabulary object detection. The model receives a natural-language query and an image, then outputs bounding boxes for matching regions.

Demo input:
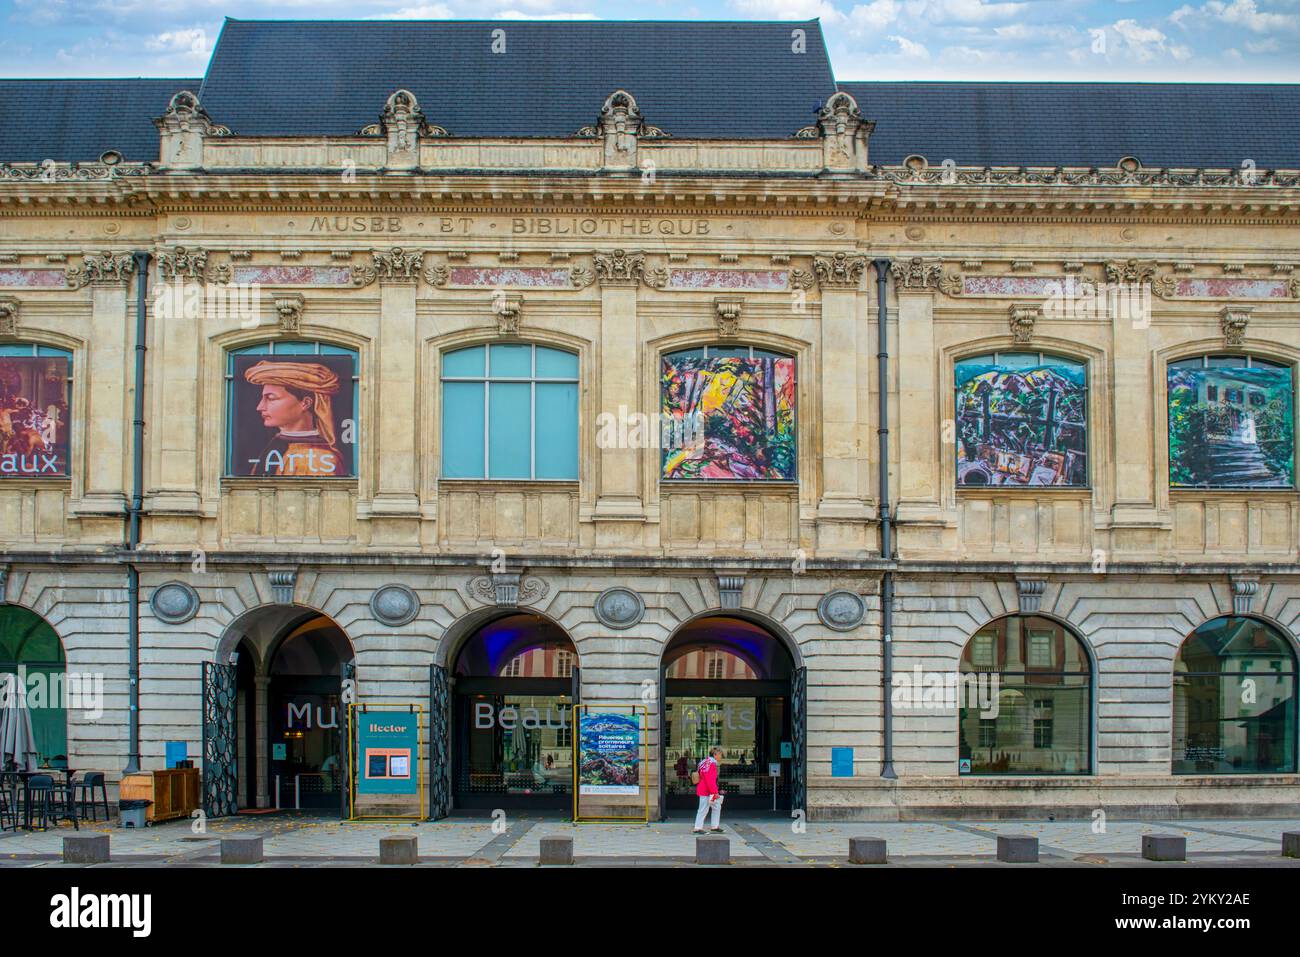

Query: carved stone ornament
[574,88,669,139]
[1230,577,1259,615]
[717,575,745,610]
[594,587,646,630]
[154,90,232,136]
[492,293,523,336]
[889,257,943,290]
[593,249,646,285]
[423,263,449,286]
[274,295,304,335]
[1016,578,1047,614]
[569,265,595,288]
[369,584,421,627]
[807,91,873,171]
[1008,303,1040,344]
[65,252,136,288]
[156,246,209,282]
[813,253,868,289]
[938,272,964,296]
[1103,259,1158,285]
[0,297,18,338]
[817,590,866,632]
[1220,306,1251,346]
[149,581,200,625]
[267,566,298,605]
[714,298,743,337]
[358,89,448,144]
[467,572,550,608]
[371,247,424,282]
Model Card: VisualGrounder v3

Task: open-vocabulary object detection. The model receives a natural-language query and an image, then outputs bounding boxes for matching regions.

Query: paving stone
[1142,834,1187,861]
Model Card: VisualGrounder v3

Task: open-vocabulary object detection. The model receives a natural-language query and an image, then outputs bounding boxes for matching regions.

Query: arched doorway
[451,612,577,810]
[211,607,354,816]
[0,605,67,768]
[660,615,800,815]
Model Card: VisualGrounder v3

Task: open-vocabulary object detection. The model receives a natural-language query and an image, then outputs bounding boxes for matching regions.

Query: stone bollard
[540,836,574,865]
[1141,834,1186,862]
[848,837,887,864]
[379,835,419,865]
[1282,833,1300,858]
[221,835,264,865]
[996,834,1039,863]
[696,835,730,865]
[63,834,110,864]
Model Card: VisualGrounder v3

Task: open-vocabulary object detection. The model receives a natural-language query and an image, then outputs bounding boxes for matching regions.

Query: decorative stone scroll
[492,294,523,336]
[717,575,745,610]
[817,590,866,632]
[149,581,200,625]
[267,567,298,605]
[155,91,231,137]
[594,587,645,630]
[352,247,423,287]
[1220,307,1251,346]
[1016,578,1047,615]
[274,295,304,335]
[575,90,668,170]
[714,298,742,337]
[0,297,18,337]
[1008,303,1040,344]
[889,257,943,290]
[813,253,868,289]
[358,89,448,141]
[65,252,136,288]
[593,249,646,285]
[467,572,550,608]
[1230,577,1259,615]
[157,246,210,283]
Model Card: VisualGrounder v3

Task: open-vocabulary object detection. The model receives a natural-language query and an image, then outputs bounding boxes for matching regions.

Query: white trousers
[694,794,722,830]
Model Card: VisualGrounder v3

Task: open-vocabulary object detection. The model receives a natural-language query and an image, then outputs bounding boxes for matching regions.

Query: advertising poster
[230,353,355,477]
[355,710,419,796]
[661,354,795,480]
[1168,363,1295,488]
[955,357,1088,486]
[0,355,70,477]
[578,712,641,796]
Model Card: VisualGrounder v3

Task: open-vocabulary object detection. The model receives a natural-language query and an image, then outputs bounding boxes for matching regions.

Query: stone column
[591,250,646,549]
[895,290,944,522]
[255,675,270,809]
[1109,272,1163,553]
[73,279,131,542]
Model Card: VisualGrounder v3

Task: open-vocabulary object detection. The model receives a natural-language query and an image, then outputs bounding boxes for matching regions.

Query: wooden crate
[119,769,201,823]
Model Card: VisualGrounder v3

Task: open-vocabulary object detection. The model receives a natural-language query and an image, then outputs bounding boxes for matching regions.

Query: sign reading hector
[0,355,69,476]
[230,354,355,477]
[577,711,641,796]
[355,709,419,797]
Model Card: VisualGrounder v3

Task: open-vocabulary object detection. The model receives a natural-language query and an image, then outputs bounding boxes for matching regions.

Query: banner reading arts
[231,354,355,477]
[0,355,70,477]
[578,712,640,796]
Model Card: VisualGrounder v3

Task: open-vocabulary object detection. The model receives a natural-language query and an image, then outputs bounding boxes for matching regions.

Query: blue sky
[1,0,1297,81]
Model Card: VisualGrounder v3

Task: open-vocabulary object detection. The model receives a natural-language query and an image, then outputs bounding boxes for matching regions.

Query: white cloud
[1171,0,1298,32]
[145,27,211,56]
[729,0,848,24]
[847,0,901,33]
[887,33,931,57]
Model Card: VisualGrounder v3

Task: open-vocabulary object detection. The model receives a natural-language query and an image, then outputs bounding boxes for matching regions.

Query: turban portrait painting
[0,354,70,477]
[230,353,355,477]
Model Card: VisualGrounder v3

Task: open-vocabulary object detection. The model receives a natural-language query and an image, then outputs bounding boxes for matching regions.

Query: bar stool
[76,772,111,822]
[26,774,57,831]
[0,773,17,831]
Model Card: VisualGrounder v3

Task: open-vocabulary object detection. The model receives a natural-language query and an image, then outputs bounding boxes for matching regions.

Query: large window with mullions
[1173,616,1296,774]
[958,615,1092,775]
[440,343,578,480]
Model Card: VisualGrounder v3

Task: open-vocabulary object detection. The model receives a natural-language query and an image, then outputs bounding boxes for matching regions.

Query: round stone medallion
[817,590,866,631]
[149,581,199,624]
[370,584,420,627]
[594,587,645,630]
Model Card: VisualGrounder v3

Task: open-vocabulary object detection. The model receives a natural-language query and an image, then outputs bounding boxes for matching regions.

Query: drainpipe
[873,258,897,779]
[123,250,150,776]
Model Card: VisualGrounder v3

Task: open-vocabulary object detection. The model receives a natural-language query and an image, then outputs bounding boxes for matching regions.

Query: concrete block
[1282,832,1300,858]
[848,837,887,864]
[221,835,264,865]
[540,836,574,865]
[379,835,418,865]
[63,834,110,864]
[696,835,730,865]
[996,834,1038,863]
[1141,834,1186,861]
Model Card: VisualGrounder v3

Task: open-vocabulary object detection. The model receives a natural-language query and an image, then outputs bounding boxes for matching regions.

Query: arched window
[660,345,796,480]
[0,343,72,477]
[0,605,67,767]
[958,615,1092,774]
[225,341,358,477]
[440,343,578,480]
[955,352,1088,486]
[1173,616,1296,774]
[1167,355,1295,489]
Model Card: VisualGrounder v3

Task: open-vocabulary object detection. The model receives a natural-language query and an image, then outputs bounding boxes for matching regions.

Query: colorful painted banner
[355,710,420,796]
[956,356,1088,487]
[0,355,70,477]
[661,354,795,480]
[230,353,355,476]
[1168,363,1295,488]
[578,712,640,796]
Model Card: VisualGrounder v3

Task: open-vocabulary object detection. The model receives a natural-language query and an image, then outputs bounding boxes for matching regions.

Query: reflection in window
[440,343,578,480]
[955,352,1088,487]
[1173,616,1296,774]
[661,346,795,480]
[958,615,1091,774]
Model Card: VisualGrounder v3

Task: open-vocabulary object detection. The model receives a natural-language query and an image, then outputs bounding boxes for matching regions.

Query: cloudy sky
[1,0,1297,81]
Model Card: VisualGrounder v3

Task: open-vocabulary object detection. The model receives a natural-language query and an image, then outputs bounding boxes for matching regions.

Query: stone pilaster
[71,282,131,540]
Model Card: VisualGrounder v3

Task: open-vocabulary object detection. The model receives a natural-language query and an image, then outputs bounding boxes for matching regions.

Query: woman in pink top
[693,746,724,833]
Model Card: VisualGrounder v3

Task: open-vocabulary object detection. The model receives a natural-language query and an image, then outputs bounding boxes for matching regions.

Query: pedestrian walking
[692,746,724,833]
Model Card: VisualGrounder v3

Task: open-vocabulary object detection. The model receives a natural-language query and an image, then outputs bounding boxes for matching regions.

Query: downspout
[124,250,150,775]
[873,258,897,779]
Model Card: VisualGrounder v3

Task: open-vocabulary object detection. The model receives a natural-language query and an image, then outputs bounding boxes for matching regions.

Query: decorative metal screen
[790,665,807,816]
[201,660,238,818]
[429,663,451,819]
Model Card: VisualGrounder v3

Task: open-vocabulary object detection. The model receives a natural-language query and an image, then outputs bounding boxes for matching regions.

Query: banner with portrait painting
[229,353,355,477]
[0,355,70,477]
[660,354,795,480]
[956,356,1088,487]
[1168,363,1294,489]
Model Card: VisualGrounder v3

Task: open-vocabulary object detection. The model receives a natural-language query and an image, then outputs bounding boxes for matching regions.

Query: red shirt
[696,756,720,797]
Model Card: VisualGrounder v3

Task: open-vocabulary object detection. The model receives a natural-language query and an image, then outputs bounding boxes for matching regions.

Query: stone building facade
[1,20,1298,820]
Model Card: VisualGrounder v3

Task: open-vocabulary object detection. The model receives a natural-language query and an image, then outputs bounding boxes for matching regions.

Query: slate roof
[0,79,197,163]
[839,81,1300,169]
[196,18,834,140]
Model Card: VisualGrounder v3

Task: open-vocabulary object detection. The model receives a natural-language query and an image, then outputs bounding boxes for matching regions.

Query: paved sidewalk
[3,814,1300,866]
